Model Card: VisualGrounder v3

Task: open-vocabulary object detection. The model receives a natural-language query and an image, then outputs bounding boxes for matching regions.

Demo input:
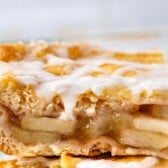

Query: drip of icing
[76,157,158,168]
[46,54,75,65]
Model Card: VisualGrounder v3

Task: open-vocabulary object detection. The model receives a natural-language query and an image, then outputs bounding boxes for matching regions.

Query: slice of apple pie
[0,41,168,159]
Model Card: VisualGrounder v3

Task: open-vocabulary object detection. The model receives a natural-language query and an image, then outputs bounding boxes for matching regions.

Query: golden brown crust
[112,51,164,64]
[0,43,26,62]
[0,41,164,63]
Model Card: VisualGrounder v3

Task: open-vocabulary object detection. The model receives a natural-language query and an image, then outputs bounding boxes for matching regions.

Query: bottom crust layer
[0,127,167,159]
[0,152,168,168]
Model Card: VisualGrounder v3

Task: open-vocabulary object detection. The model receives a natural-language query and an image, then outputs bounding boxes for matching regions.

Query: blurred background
[0,0,168,51]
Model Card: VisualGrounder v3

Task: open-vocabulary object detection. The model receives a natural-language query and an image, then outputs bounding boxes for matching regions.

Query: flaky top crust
[0,41,167,120]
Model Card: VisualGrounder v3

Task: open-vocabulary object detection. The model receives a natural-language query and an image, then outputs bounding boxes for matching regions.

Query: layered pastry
[0,41,168,159]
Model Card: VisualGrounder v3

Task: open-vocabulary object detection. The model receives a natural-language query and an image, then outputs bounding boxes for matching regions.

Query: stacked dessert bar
[0,41,167,167]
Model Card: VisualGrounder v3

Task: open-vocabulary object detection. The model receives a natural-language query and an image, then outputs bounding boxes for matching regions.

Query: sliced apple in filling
[21,117,75,135]
[11,126,59,144]
[119,129,168,150]
[134,117,168,136]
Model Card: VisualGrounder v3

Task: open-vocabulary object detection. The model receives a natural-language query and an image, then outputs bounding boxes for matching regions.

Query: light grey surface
[0,0,167,40]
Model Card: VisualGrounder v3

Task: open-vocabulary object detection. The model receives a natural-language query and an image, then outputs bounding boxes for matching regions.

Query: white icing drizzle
[76,157,158,168]
[46,54,75,65]
[0,53,168,120]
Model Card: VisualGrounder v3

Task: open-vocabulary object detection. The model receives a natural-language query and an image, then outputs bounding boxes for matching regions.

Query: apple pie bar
[0,41,168,159]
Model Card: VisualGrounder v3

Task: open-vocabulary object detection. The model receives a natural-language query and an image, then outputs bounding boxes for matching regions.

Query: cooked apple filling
[4,102,168,155]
